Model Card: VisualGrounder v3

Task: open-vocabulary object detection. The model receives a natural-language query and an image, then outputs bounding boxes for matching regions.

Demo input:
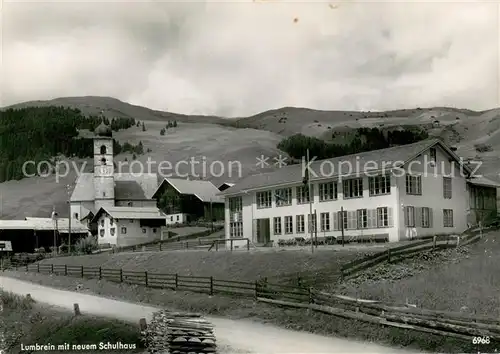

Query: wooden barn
[0,217,89,253]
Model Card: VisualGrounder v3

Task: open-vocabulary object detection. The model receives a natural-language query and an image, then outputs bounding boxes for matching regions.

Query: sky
[2,0,499,117]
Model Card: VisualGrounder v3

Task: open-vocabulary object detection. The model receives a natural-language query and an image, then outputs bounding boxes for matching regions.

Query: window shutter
[333,212,339,231]
[350,211,357,229]
[415,207,422,227]
[429,208,433,228]
[368,209,376,228]
[404,207,409,226]
[388,207,394,227]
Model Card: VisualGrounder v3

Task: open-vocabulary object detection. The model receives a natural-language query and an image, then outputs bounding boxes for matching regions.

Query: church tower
[93,122,115,211]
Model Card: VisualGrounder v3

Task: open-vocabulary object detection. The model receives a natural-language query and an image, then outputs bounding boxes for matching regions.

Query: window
[170,216,173,221]
[296,215,305,233]
[256,191,272,209]
[110,228,115,236]
[100,229,104,237]
[73,212,79,219]
[176,215,179,221]
[275,188,292,206]
[369,175,391,196]
[130,219,134,223]
[421,207,431,228]
[319,182,337,201]
[273,217,282,235]
[285,216,293,234]
[110,218,114,226]
[320,212,330,231]
[343,178,363,198]
[377,207,389,227]
[121,227,127,234]
[100,145,107,154]
[230,222,243,238]
[357,209,368,229]
[229,196,242,211]
[101,157,106,165]
[430,147,436,163]
[152,228,157,233]
[142,228,147,233]
[127,202,133,207]
[308,214,317,233]
[443,177,452,199]
[103,191,106,197]
[296,186,312,204]
[443,209,454,227]
[406,175,422,195]
[404,206,415,227]
[100,219,104,227]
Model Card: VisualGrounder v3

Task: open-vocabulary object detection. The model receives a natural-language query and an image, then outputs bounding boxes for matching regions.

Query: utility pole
[51,207,58,256]
[210,198,214,232]
[304,149,314,254]
[67,185,72,254]
[314,209,318,248]
[341,206,345,247]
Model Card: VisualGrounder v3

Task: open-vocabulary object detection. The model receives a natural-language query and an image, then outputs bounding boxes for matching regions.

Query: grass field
[336,232,500,317]
[36,246,386,287]
[0,290,145,354]
[3,270,490,353]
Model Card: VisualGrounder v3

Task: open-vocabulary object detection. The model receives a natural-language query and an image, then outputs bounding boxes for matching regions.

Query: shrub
[75,235,98,254]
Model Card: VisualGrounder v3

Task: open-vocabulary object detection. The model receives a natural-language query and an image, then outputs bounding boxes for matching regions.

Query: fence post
[297,276,302,287]
[247,239,249,251]
[81,266,84,278]
[254,280,259,300]
[308,287,313,304]
[433,235,437,250]
[159,243,162,251]
[186,242,189,249]
[209,276,213,296]
[215,242,219,251]
[65,265,67,276]
[99,267,102,280]
[120,269,123,283]
[26,264,29,272]
[51,264,54,273]
[145,272,148,287]
[387,249,391,263]
[230,239,234,251]
[37,263,40,273]
[456,236,461,248]
[175,273,178,289]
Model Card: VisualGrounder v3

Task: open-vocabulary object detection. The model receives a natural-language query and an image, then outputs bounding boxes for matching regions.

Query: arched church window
[101,157,106,165]
[100,145,107,154]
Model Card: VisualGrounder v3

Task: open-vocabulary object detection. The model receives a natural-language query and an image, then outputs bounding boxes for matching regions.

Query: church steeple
[93,119,114,210]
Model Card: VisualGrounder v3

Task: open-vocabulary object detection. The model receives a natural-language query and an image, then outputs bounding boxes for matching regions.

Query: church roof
[70,173,158,202]
[95,122,112,137]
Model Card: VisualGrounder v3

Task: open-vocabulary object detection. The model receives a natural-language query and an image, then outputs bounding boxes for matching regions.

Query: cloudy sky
[2,0,499,116]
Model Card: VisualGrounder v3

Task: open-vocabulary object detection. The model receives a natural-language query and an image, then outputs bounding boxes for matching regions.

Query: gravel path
[0,276,418,354]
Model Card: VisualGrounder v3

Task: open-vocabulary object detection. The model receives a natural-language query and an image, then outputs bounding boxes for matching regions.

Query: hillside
[1,96,499,219]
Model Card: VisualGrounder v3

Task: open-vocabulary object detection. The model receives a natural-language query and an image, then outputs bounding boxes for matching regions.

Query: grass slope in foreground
[0,290,144,354]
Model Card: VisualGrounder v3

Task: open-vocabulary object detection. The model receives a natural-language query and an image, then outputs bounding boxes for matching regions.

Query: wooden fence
[12,262,500,342]
[339,233,481,280]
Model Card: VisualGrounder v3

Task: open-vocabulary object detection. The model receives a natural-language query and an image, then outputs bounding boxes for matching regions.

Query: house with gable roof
[219,138,498,246]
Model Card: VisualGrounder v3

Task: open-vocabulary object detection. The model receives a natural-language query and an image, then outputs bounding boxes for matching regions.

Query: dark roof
[95,122,112,137]
[114,180,147,200]
[220,138,471,196]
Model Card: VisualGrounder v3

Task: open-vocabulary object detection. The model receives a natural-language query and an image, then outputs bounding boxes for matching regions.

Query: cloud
[2,0,499,116]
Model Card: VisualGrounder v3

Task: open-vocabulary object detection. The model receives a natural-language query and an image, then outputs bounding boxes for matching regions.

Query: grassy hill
[1,96,499,219]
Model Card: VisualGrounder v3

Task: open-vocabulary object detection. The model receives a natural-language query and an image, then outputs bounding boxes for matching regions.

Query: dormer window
[100,145,107,154]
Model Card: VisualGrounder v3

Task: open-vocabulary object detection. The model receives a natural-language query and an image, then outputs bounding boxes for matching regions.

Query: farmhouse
[152,177,224,224]
[70,122,161,243]
[0,217,89,253]
[220,139,498,246]
[91,207,167,247]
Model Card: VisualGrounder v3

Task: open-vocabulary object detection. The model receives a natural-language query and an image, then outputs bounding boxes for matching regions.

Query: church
[70,122,167,247]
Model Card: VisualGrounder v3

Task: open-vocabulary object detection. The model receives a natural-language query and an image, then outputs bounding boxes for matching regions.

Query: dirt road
[0,276,417,353]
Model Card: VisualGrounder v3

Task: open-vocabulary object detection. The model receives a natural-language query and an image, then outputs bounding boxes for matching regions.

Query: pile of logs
[142,310,217,354]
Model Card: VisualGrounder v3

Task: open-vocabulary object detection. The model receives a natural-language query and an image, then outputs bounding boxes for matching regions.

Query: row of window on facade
[243,175,453,209]
[228,207,454,238]
[98,218,157,237]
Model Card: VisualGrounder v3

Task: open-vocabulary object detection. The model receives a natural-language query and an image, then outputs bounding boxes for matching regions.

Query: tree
[160,128,166,136]
[142,122,146,131]
[132,153,137,160]
[158,188,181,214]
[173,120,178,127]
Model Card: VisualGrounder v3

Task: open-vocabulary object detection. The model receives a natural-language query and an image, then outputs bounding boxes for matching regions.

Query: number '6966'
[472,336,490,345]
